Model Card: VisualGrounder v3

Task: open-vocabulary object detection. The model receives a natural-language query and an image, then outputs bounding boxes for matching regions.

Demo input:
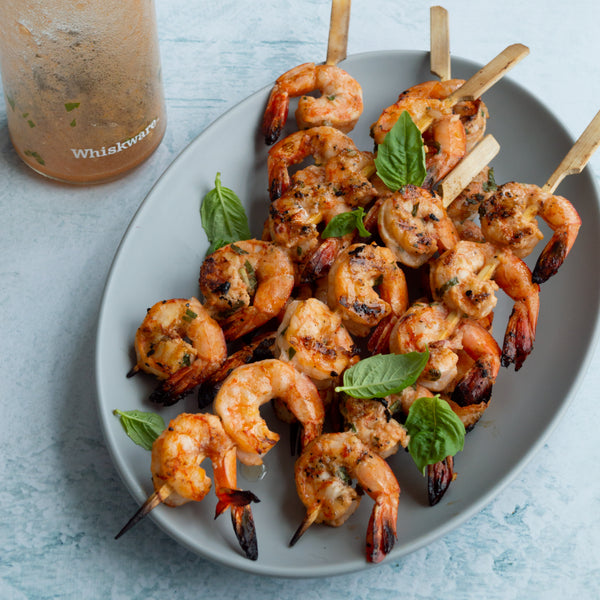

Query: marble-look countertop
[1,1,599,598]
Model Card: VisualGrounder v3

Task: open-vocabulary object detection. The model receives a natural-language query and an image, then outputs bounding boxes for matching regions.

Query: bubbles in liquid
[240,463,268,482]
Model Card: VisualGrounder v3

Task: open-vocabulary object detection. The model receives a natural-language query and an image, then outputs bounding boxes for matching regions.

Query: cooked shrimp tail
[289,505,320,547]
[262,83,290,145]
[451,319,501,406]
[427,456,454,506]
[532,229,574,284]
[501,297,537,370]
[115,485,169,539]
[215,489,261,562]
[230,504,259,561]
[214,487,261,518]
[149,364,208,406]
[366,495,398,563]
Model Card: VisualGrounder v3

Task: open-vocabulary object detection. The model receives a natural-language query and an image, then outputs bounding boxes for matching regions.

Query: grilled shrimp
[446,166,496,242]
[370,79,461,144]
[370,79,488,187]
[422,115,467,188]
[148,413,259,560]
[327,242,409,337]
[262,62,363,145]
[377,185,460,268]
[290,431,400,563]
[429,240,539,370]
[213,359,324,465]
[478,182,581,283]
[389,301,501,405]
[339,395,409,459]
[129,297,227,405]
[267,126,374,201]
[276,298,359,387]
[199,240,295,341]
[267,166,353,269]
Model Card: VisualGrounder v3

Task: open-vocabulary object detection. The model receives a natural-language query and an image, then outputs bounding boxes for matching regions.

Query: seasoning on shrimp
[115,413,260,561]
[327,242,409,337]
[290,431,400,563]
[213,359,324,466]
[478,181,581,283]
[262,63,363,145]
[199,239,295,341]
[376,185,460,268]
[276,298,359,388]
[429,240,539,370]
[129,297,227,405]
[267,126,374,201]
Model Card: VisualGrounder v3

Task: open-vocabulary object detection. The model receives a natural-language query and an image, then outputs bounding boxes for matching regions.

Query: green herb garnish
[182,308,198,322]
[404,396,465,474]
[437,276,459,296]
[321,207,370,239]
[240,260,257,294]
[483,167,497,192]
[335,349,429,399]
[113,409,166,451]
[374,110,427,191]
[65,102,80,112]
[200,172,251,254]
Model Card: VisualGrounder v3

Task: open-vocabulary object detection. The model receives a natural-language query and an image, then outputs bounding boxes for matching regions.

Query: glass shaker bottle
[0,0,166,184]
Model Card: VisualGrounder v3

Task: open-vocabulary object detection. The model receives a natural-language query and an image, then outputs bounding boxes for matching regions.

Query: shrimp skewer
[267,126,374,201]
[371,45,526,188]
[129,298,227,406]
[214,359,324,465]
[290,431,400,563]
[327,242,409,338]
[429,240,539,370]
[115,413,260,561]
[262,0,361,144]
[276,298,359,387]
[478,111,600,282]
[389,300,501,405]
[199,239,295,341]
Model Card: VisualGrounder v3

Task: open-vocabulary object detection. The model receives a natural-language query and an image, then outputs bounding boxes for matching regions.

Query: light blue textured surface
[1,0,599,598]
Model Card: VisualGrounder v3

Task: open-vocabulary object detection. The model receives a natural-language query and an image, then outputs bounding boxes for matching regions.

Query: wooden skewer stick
[326,0,351,65]
[417,43,530,132]
[543,109,600,194]
[430,6,451,81]
[439,134,501,207]
[115,484,170,540]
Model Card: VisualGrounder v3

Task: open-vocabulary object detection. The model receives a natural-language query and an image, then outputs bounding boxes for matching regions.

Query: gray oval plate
[95,50,600,577]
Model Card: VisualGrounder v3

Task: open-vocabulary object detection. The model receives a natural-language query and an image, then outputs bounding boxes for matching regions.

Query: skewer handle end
[543,109,600,194]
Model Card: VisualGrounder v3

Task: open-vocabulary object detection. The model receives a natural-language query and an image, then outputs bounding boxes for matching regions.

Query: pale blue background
[1,0,599,598]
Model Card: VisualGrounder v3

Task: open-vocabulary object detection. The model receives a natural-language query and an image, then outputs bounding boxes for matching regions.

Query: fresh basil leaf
[335,350,429,399]
[404,396,465,475]
[200,172,251,253]
[321,207,371,239]
[374,110,426,191]
[113,409,165,451]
